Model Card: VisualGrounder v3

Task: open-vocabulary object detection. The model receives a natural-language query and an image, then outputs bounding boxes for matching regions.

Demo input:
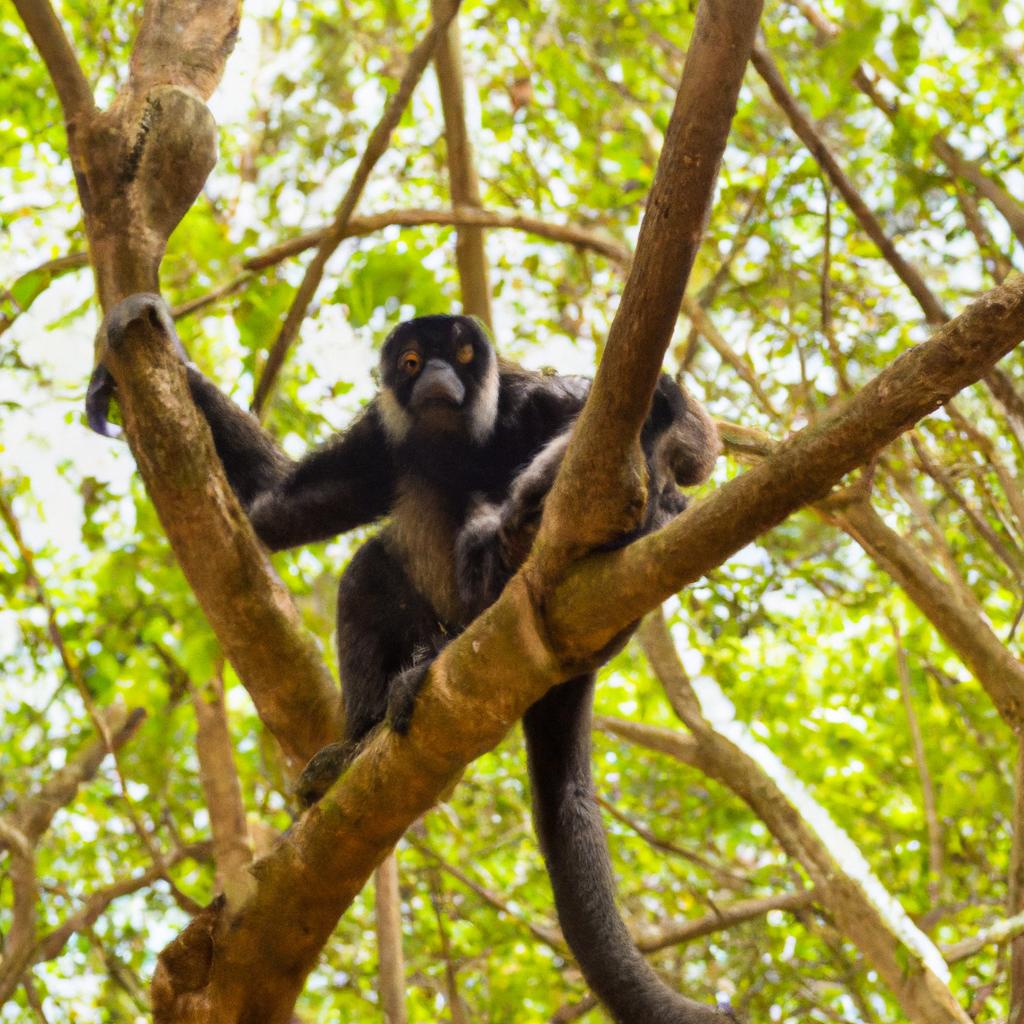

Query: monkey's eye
[456,343,474,364]
[400,351,422,374]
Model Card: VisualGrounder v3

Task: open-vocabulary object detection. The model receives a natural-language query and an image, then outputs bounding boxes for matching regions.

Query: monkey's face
[379,315,498,443]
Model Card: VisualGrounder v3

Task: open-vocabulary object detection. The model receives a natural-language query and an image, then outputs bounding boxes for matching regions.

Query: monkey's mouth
[414,401,465,432]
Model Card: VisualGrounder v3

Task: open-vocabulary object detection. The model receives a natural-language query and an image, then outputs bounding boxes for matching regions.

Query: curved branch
[243,206,631,273]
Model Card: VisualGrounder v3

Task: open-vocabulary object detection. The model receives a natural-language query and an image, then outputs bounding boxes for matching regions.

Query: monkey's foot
[295,740,355,808]
[386,662,433,735]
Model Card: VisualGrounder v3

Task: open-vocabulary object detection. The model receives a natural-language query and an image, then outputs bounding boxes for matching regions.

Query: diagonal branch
[536,0,763,566]
[11,0,94,121]
[546,273,1024,667]
[633,611,968,1023]
[250,0,463,417]
[749,40,948,326]
[793,0,1024,249]
[13,706,146,845]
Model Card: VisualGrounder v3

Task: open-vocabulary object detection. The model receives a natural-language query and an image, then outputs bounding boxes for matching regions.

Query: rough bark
[15,0,342,769]
[546,274,1024,663]
[102,306,342,768]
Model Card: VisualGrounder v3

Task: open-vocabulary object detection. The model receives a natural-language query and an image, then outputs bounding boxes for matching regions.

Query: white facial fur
[377,385,412,442]
[466,350,499,444]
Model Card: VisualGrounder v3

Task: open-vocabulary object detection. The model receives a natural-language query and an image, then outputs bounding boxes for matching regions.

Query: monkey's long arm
[187,373,395,551]
[86,293,394,553]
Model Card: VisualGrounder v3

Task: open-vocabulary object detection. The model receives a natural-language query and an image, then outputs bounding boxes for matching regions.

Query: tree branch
[634,611,969,1023]
[547,274,1024,666]
[98,305,342,770]
[190,668,253,910]
[30,842,212,965]
[0,819,39,1004]
[13,705,146,846]
[374,852,407,1024]
[11,0,94,121]
[128,0,241,102]
[536,0,763,566]
[250,1,463,416]
[749,40,948,326]
[943,910,1024,964]
[431,0,493,328]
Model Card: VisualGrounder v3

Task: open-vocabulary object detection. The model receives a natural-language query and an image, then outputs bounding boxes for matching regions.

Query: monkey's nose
[411,360,465,407]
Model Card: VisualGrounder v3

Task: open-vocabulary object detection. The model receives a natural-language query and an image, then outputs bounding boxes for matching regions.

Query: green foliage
[3,0,1024,1020]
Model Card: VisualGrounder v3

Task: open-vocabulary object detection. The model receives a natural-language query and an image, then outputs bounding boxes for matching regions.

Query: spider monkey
[87,297,723,1024]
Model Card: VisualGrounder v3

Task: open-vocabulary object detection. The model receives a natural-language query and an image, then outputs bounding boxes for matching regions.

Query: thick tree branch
[128,0,241,101]
[546,274,1024,665]
[537,0,763,564]
[99,306,342,769]
[250,1,463,416]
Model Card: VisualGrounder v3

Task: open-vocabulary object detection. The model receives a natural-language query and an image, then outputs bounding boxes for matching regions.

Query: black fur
[87,298,723,1023]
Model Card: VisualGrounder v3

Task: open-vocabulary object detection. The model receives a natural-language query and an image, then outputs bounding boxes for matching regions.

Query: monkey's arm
[86,293,394,552]
[185,376,394,550]
[244,406,395,551]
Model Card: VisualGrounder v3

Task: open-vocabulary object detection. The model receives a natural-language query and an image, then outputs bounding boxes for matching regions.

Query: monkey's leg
[524,676,730,1024]
[297,537,443,806]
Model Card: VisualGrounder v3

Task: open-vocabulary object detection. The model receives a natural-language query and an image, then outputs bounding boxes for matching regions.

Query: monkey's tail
[523,675,729,1024]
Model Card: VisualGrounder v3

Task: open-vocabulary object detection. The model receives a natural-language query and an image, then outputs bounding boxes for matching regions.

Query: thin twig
[251,1,463,416]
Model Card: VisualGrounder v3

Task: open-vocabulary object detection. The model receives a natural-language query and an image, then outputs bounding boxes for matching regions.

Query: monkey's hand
[86,292,193,438]
[295,740,358,808]
[455,501,513,617]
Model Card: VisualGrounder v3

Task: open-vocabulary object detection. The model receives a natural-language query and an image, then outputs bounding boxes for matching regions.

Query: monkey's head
[378,315,499,444]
